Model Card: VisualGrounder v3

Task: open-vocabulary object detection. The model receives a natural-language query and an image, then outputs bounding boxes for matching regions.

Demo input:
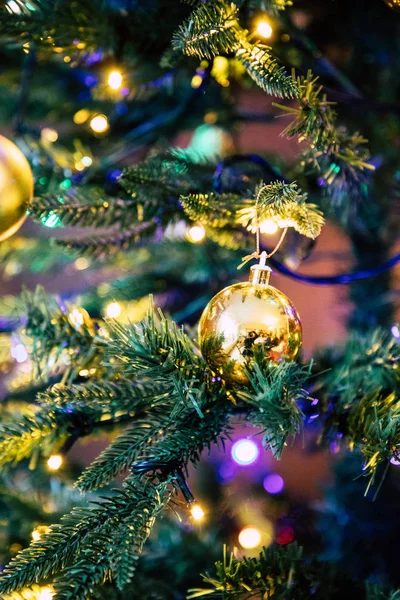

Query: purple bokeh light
[263,473,284,495]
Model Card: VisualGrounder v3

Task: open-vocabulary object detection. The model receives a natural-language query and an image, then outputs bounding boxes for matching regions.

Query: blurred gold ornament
[0,135,33,241]
[383,0,400,10]
[198,253,302,384]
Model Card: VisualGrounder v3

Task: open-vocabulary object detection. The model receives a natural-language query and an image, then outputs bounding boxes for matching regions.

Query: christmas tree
[0,0,399,599]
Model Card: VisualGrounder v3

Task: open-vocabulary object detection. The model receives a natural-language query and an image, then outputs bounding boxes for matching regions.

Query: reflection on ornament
[383,0,400,10]
[238,526,261,549]
[191,503,205,521]
[198,254,302,384]
[0,135,33,241]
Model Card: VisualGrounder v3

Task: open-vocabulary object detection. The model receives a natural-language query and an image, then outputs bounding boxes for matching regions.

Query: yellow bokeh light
[187,223,206,243]
[191,74,203,89]
[74,257,89,271]
[238,526,262,549]
[69,308,85,328]
[108,70,123,90]
[73,109,90,124]
[256,19,273,39]
[191,504,205,521]
[38,586,55,600]
[90,114,109,134]
[105,301,122,318]
[32,525,50,542]
[41,128,58,143]
[47,455,63,471]
[260,219,278,235]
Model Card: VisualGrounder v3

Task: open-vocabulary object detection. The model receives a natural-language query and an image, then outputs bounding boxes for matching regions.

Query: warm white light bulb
[108,70,123,90]
[238,526,262,549]
[187,223,206,243]
[191,504,205,521]
[47,455,63,471]
[105,301,122,318]
[90,114,109,133]
[38,587,55,600]
[256,20,273,39]
[260,219,278,235]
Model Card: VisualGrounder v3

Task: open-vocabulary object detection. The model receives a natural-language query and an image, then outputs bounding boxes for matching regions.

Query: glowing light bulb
[263,473,285,495]
[187,223,206,243]
[74,257,89,271]
[256,19,273,39]
[391,325,400,339]
[191,74,203,89]
[10,343,28,363]
[41,128,58,143]
[81,156,93,167]
[260,219,278,235]
[73,109,90,124]
[90,114,109,134]
[231,439,259,465]
[38,587,55,600]
[105,301,122,318]
[47,455,63,471]
[238,526,261,549]
[32,525,50,542]
[108,70,123,90]
[191,504,205,521]
[69,308,85,327]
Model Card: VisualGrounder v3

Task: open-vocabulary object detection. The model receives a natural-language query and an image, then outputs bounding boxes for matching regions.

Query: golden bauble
[198,278,302,384]
[0,135,33,242]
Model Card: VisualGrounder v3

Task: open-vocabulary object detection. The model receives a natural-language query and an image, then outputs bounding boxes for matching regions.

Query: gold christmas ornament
[198,252,302,384]
[0,135,33,242]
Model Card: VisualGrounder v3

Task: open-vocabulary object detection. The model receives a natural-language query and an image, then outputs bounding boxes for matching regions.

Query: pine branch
[190,544,386,600]
[273,71,375,217]
[29,190,140,229]
[20,286,103,376]
[235,37,299,99]
[181,192,239,227]
[172,2,240,60]
[236,361,309,457]
[75,419,169,492]
[0,476,171,597]
[236,181,324,239]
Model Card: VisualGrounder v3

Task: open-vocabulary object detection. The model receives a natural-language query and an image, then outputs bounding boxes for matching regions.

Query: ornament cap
[249,251,272,286]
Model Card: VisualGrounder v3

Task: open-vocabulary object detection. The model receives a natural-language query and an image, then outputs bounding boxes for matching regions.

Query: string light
[90,114,109,134]
[105,301,122,318]
[38,587,55,600]
[260,219,278,235]
[68,308,85,328]
[81,156,93,167]
[10,343,28,363]
[190,504,205,521]
[238,526,262,549]
[263,473,285,494]
[108,69,123,90]
[187,223,206,243]
[41,128,58,143]
[74,257,90,271]
[32,525,50,542]
[73,109,90,124]
[47,455,63,471]
[256,18,273,39]
[191,74,203,89]
[231,439,259,465]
